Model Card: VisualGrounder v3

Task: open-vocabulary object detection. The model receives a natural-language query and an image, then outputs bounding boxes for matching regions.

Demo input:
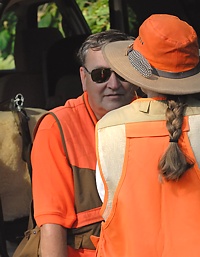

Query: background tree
[76,0,109,33]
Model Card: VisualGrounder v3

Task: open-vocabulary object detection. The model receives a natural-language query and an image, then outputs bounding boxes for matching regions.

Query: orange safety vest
[35,92,103,257]
[96,97,200,257]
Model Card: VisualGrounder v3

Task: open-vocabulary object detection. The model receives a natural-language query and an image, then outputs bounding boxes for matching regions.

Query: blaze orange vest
[96,97,200,257]
[35,92,103,257]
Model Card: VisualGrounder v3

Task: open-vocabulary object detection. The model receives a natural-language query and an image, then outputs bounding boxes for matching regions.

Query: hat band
[152,62,200,79]
[128,46,200,79]
[128,48,153,78]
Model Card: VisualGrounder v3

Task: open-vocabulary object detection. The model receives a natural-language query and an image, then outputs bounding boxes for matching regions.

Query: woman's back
[95,14,200,257]
[96,97,200,257]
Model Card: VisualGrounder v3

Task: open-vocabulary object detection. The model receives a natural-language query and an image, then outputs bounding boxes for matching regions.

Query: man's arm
[41,224,67,257]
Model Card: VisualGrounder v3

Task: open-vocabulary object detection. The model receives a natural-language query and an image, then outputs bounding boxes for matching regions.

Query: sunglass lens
[91,68,112,83]
[115,73,127,82]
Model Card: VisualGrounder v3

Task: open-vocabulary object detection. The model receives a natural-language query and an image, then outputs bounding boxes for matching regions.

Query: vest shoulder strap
[33,111,69,165]
[48,112,69,162]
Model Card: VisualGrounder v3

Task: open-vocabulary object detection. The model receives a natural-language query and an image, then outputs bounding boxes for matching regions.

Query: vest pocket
[67,222,101,250]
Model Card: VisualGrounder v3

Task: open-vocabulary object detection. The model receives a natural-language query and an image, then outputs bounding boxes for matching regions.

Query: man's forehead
[85,49,107,67]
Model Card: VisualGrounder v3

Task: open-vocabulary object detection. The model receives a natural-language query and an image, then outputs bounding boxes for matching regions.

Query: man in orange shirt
[31,30,138,257]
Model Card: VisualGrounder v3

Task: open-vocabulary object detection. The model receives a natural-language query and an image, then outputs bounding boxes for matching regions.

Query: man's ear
[79,66,87,92]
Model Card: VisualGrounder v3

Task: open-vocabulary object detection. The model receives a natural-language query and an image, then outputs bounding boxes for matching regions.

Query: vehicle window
[0,0,110,71]
[0,11,16,69]
[76,0,110,33]
[0,2,65,70]
[38,2,64,36]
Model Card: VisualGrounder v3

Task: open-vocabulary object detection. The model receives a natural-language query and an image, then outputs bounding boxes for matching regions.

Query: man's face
[80,49,137,120]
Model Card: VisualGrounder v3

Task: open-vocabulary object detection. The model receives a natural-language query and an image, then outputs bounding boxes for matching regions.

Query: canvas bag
[13,207,41,257]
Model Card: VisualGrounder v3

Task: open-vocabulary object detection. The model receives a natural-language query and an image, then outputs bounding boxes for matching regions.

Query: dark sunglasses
[84,66,127,83]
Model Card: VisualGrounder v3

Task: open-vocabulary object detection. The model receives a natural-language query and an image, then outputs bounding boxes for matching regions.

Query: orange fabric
[67,246,96,257]
[97,104,200,257]
[90,235,100,248]
[133,14,199,72]
[73,207,102,228]
[31,92,98,257]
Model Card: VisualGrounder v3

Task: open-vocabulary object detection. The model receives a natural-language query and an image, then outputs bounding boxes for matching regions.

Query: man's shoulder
[50,94,85,119]
[55,94,84,110]
[35,95,85,130]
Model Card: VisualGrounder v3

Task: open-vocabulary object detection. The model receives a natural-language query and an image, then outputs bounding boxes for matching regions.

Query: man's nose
[107,72,121,89]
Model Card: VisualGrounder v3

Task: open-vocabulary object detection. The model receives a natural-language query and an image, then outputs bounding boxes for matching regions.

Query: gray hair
[77,29,133,65]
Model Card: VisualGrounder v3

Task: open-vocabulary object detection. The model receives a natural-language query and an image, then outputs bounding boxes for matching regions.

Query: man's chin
[105,103,126,113]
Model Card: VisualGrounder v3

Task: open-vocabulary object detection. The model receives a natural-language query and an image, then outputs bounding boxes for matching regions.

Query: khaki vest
[96,98,200,257]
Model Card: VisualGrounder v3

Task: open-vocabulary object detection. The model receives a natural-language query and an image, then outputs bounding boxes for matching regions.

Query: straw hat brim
[102,40,200,95]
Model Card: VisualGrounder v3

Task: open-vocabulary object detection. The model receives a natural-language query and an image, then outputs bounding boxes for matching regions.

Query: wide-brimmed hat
[102,14,200,95]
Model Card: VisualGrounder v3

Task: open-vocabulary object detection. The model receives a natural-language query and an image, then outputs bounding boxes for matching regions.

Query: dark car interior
[0,0,91,111]
[0,0,199,256]
[108,1,200,45]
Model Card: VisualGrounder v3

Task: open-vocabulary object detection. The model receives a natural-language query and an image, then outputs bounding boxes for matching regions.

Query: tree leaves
[76,0,110,33]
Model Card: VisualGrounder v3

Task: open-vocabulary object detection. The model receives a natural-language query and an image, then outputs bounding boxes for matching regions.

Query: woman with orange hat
[95,14,200,257]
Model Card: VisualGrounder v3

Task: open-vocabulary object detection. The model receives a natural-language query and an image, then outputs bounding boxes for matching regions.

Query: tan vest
[96,98,200,257]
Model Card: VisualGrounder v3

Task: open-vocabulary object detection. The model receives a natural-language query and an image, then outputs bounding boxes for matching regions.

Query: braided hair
[159,96,194,181]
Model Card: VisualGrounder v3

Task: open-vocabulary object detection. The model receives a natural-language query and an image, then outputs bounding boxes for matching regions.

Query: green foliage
[0,11,17,69]
[76,0,110,33]
[0,11,16,65]
[0,30,11,53]
[0,55,14,69]
[38,3,64,34]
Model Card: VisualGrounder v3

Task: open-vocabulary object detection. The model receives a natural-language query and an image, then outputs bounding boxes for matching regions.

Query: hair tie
[169,138,178,143]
